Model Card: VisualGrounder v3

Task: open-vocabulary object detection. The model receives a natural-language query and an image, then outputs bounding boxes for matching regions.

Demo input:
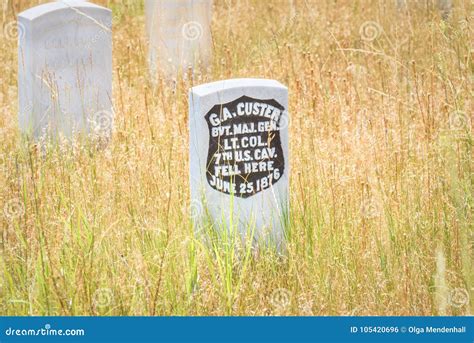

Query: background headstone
[145,0,212,81]
[396,0,452,19]
[18,0,113,141]
[189,79,289,251]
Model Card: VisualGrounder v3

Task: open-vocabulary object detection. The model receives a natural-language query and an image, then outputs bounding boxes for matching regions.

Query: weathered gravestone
[18,0,113,141]
[396,0,452,19]
[189,79,289,250]
[145,0,212,81]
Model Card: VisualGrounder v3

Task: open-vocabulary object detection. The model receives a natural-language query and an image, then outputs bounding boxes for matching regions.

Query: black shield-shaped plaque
[205,95,285,198]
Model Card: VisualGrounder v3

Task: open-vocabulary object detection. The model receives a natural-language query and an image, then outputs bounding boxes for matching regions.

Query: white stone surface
[396,0,452,18]
[145,0,212,80]
[189,79,289,250]
[18,0,112,141]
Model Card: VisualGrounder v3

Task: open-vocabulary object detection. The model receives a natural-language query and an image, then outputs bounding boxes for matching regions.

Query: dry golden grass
[0,0,473,315]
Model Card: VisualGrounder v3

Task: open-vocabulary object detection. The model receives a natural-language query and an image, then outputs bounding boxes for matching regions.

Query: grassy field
[1,0,473,316]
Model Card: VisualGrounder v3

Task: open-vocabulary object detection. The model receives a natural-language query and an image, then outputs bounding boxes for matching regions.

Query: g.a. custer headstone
[145,0,212,81]
[18,0,113,141]
[189,79,289,250]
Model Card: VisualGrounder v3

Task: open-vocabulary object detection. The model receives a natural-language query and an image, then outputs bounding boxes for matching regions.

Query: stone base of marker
[189,79,289,252]
[18,0,113,142]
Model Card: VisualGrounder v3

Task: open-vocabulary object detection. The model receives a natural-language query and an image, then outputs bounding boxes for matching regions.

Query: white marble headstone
[189,79,290,251]
[18,0,113,141]
[396,0,452,18]
[145,0,212,81]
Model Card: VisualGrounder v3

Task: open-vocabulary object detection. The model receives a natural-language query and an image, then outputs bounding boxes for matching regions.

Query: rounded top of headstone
[18,1,110,21]
[190,78,287,97]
